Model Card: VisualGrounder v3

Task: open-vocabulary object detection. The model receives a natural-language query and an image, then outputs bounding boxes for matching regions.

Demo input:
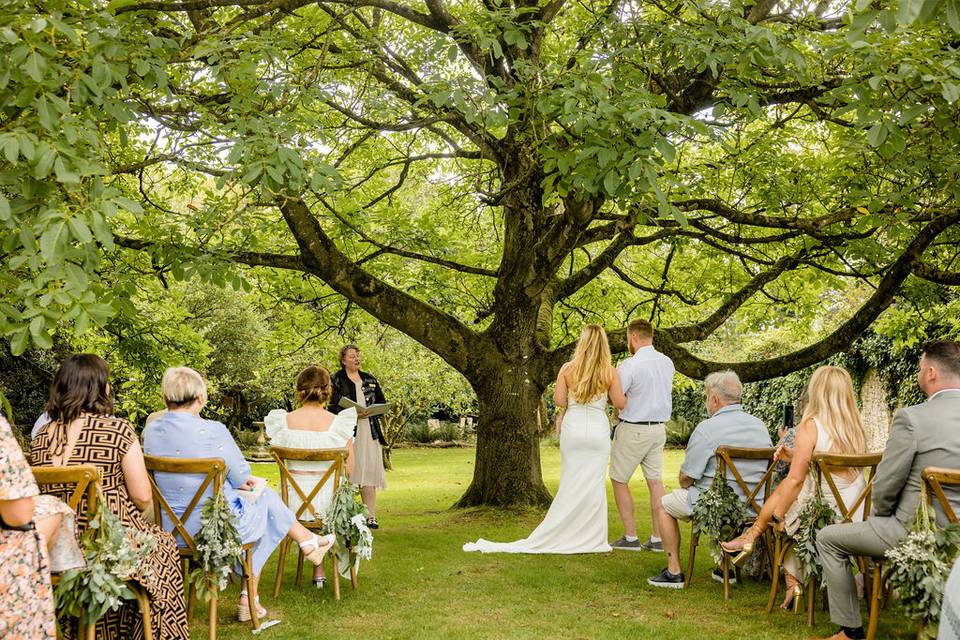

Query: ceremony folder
[338,397,392,416]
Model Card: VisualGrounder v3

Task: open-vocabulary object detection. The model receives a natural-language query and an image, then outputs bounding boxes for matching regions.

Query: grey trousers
[816,518,908,627]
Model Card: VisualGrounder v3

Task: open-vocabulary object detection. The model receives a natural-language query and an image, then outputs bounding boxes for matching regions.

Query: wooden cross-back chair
[685,446,777,600]
[143,455,259,637]
[862,466,960,640]
[764,452,882,624]
[31,464,153,640]
[270,445,355,600]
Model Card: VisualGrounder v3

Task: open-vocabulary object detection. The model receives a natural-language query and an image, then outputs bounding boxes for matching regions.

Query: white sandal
[237,592,267,622]
[299,533,335,565]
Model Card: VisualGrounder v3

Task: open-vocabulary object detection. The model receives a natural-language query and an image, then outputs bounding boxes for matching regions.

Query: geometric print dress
[31,414,188,640]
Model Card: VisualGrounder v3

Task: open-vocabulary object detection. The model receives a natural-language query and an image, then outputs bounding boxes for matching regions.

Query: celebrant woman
[329,344,388,529]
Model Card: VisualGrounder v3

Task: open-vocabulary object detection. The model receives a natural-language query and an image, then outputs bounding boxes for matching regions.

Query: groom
[610,319,675,551]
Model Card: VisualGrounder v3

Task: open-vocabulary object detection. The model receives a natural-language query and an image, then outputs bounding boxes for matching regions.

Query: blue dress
[143,411,295,576]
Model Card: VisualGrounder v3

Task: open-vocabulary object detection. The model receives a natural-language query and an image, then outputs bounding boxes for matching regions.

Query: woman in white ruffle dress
[265,365,357,587]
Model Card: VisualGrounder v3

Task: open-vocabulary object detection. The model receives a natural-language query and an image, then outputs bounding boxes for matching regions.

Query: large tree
[2,0,960,505]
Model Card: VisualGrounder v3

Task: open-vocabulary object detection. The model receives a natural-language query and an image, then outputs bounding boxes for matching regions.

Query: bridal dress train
[463,393,612,554]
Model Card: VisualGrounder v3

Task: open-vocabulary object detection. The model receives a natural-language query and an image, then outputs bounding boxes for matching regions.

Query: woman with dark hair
[31,354,188,640]
[329,345,388,529]
[265,365,357,588]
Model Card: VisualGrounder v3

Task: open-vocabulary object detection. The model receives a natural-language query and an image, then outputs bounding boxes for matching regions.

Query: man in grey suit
[816,340,960,640]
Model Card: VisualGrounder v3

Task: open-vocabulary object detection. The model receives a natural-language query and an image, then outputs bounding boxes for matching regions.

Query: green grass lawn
[193,446,915,639]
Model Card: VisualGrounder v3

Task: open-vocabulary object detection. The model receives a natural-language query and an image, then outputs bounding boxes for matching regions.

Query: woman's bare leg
[360,486,377,519]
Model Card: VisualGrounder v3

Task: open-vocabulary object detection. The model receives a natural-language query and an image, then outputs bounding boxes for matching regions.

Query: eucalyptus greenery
[188,488,243,602]
[55,499,155,625]
[322,481,373,575]
[885,500,960,638]
[794,492,839,587]
[692,474,748,563]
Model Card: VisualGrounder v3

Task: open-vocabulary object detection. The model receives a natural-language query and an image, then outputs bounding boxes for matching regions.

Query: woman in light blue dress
[143,367,334,622]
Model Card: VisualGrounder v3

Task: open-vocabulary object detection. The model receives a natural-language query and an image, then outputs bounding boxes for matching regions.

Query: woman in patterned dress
[31,354,189,640]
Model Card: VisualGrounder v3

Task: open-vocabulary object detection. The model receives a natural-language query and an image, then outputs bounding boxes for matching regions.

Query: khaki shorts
[661,488,693,520]
[609,421,666,483]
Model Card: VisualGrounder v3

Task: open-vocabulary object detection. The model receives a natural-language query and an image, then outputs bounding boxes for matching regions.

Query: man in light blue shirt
[648,370,772,588]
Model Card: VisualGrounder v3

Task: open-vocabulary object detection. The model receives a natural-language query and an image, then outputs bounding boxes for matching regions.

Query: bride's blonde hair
[568,324,613,403]
[800,365,866,455]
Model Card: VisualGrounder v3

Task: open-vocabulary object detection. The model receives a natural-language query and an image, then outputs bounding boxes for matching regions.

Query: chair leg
[135,585,154,640]
[350,551,358,589]
[807,580,816,626]
[866,564,882,640]
[187,579,196,621]
[243,549,260,630]
[208,577,218,640]
[295,548,305,589]
[684,532,698,589]
[79,611,95,640]
[766,534,783,614]
[722,555,731,602]
[332,548,342,601]
[273,538,290,598]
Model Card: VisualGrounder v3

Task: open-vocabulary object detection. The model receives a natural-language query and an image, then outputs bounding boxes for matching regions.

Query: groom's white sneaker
[610,536,642,551]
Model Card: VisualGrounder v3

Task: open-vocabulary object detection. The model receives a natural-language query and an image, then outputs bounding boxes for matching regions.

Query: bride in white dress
[464,324,626,554]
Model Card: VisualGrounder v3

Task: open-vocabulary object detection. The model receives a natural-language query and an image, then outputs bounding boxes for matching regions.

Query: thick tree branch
[113,235,307,271]
[658,210,960,381]
[277,195,482,371]
[556,229,676,299]
[316,196,499,277]
[665,250,808,343]
[912,262,960,285]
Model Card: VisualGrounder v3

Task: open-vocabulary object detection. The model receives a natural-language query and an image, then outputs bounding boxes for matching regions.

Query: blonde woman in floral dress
[720,365,868,610]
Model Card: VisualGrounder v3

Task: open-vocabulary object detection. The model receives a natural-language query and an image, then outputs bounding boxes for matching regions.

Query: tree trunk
[455,371,552,507]
[382,447,393,471]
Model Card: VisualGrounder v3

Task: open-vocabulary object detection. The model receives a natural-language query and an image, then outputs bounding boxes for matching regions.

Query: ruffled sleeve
[0,416,39,501]
[264,409,289,440]
[330,407,358,442]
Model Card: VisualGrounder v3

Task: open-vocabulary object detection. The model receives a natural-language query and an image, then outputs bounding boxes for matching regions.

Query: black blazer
[330,369,388,445]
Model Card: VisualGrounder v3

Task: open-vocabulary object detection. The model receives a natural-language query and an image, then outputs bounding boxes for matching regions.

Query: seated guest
[31,354,188,640]
[143,367,334,622]
[265,364,357,589]
[813,342,960,640]
[1,414,61,640]
[720,366,868,610]
[648,370,772,588]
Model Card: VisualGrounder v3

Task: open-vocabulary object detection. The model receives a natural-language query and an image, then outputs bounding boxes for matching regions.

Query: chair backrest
[922,466,960,524]
[812,452,883,523]
[143,455,225,553]
[715,446,777,515]
[31,464,100,521]
[270,446,348,523]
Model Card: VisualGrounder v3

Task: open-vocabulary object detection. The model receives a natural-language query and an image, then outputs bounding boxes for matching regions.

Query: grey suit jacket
[872,389,960,526]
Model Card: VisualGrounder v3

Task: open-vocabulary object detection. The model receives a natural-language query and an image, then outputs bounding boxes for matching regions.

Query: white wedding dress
[463,393,612,554]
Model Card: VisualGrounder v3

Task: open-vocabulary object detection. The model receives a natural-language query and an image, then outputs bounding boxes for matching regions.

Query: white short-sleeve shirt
[616,345,675,423]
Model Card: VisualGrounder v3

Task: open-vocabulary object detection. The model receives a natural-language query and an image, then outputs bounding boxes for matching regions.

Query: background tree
[2,0,960,505]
